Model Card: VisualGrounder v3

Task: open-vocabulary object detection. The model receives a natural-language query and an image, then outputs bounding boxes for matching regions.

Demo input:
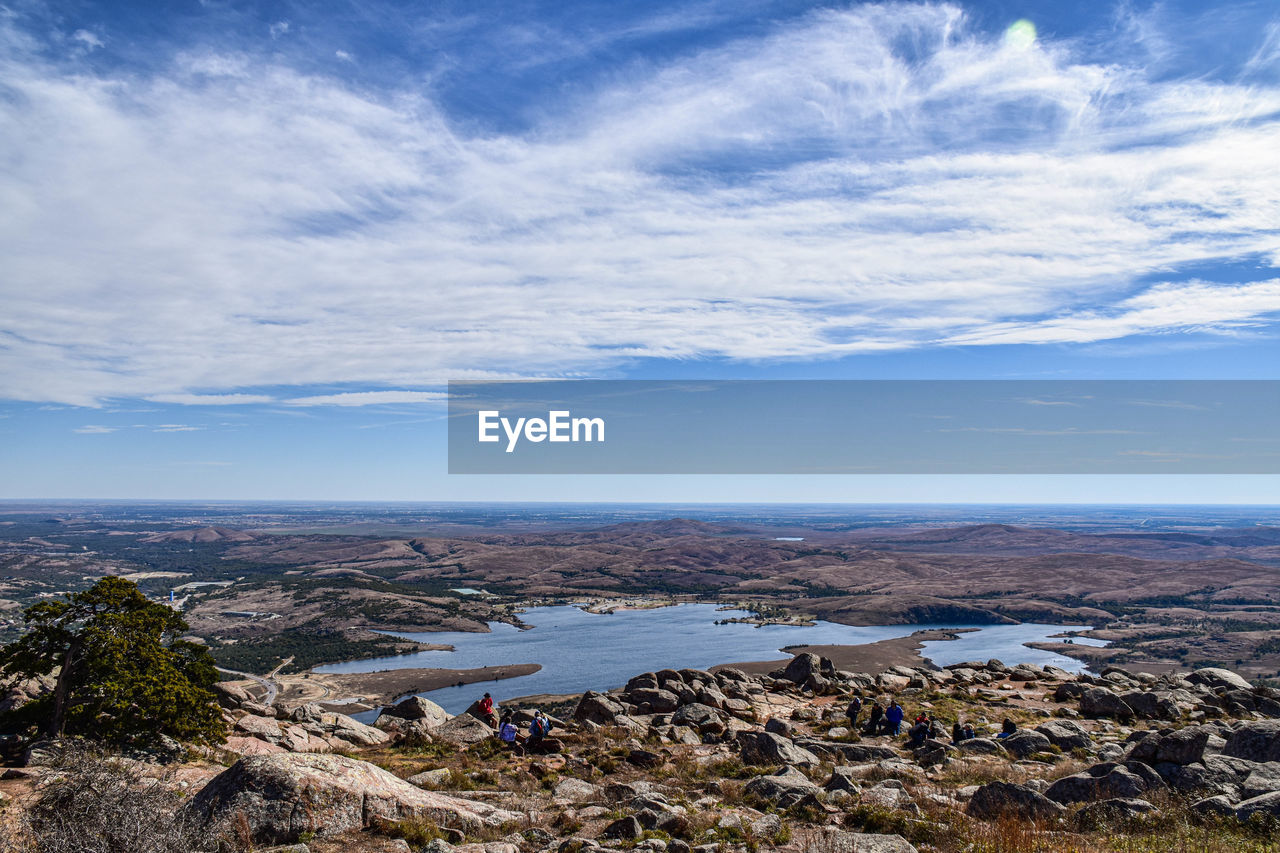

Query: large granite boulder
[1045,762,1165,805]
[967,781,1066,822]
[432,714,495,746]
[381,696,451,729]
[803,828,918,853]
[1080,687,1134,721]
[737,731,820,767]
[573,691,627,725]
[1035,720,1092,751]
[671,703,727,734]
[1001,730,1052,759]
[1128,726,1211,766]
[185,754,520,845]
[743,766,822,807]
[1188,668,1252,692]
[1222,720,1280,763]
[783,653,833,684]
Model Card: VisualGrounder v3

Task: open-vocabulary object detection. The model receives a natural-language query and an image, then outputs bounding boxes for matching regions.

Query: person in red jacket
[479,692,497,728]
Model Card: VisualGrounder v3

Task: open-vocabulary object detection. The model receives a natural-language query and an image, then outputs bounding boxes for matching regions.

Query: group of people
[845,693,1001,748]
[845,695,908,736]
[478,692,556,755]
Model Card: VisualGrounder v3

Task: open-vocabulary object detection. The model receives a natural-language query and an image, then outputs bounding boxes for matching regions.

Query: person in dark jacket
[907,716,930,748]
[846,695,863,729]
[998,718,1017,738]
[952,721,964,744]
[865,701,884,734]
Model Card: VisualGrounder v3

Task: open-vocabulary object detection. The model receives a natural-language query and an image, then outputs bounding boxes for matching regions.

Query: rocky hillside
[3,659,1280,852]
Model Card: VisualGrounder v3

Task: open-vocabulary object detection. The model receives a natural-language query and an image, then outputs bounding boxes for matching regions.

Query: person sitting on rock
[864,701,884,734]
[884,700,905,736]
[998,717,1017,739]
[907,715,930,748]
[846,694,863,729]
[498,711,523,755]
[479,692,498,729]
[527,710,553,752]
[962,722,976,740]
[952,720,964,744]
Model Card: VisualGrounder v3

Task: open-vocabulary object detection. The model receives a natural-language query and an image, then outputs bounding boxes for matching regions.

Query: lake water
[317,603,1103,715]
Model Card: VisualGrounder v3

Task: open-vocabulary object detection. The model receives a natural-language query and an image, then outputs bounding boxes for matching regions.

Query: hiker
[998,717,1017,739]
[907,715,930,748]
[962,723,976,740]
[864,701,884,734]
[884,700,905,736]
[479,692,498,728]
[952,721,964,744]
[498,712,523,755]
[527,710,553,752]
[846,695,863,729]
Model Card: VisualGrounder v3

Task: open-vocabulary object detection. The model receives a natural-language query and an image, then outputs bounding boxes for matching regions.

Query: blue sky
[2,0,1280,502]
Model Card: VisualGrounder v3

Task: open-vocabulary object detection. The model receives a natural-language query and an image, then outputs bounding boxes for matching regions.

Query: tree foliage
[0,576,226,746]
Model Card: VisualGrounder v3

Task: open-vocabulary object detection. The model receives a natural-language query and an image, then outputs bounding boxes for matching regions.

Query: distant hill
[142,526,258,544]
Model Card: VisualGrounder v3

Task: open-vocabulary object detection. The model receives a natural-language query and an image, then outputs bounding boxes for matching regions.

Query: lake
[317,603,1102,715]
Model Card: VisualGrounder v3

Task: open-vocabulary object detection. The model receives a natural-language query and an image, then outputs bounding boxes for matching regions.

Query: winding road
[215,656,292,706]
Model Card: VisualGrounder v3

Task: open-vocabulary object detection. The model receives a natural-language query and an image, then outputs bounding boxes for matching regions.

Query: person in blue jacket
[884,700,905,736]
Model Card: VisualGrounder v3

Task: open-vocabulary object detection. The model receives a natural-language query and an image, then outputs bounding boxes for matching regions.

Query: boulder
[213,682,254,709]
[1236,790,1280,821]
[235,715,282,742]
[1120,691,1179,720]
[433,715,495,746]
[1073,798,1159,830]
[1035,720,1092,751]
[1157,756,1248,800]
[958,738,1005,756]
[1045,762,1165,805]
[1222,720,1280,762]
[967,781,1066,822]
[1242,762,1280,800]
[737,731,820,767]
[601,816,643,841]
[803,828,918,853]
[783,653,832,684]
[627,688,680,714]
[186,754,520,845]
[1001,730,1052,759]
[670,703,726,734]
[743,766,821,807]
[1188,668,1252,692]
[382,696,451,729]
[1080,687,1134,721]
[328,714,390,747]
[573,691,626,725]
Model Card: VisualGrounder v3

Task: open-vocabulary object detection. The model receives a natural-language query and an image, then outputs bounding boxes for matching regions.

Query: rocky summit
[4,660,1280,852]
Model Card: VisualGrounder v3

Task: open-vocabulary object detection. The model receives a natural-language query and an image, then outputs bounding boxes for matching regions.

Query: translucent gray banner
[447,380,1280,474]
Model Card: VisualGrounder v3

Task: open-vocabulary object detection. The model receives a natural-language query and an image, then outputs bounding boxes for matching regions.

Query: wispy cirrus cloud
[284,391,448,407]
[2,2,1280,407]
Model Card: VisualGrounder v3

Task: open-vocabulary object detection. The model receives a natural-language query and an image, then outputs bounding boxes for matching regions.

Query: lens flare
[1004,18,1037,50]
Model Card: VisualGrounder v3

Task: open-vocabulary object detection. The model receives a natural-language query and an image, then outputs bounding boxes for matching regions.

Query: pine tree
[0,576,226,746]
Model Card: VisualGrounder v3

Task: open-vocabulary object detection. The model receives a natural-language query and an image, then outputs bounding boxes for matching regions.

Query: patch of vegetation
[205,628,421,673]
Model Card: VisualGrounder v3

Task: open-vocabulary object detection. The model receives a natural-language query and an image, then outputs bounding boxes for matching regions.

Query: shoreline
[713,628,974,676]
[273,663,542,711]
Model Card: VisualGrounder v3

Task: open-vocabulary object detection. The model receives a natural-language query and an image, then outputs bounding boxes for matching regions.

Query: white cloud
[70,29,103,50]
[152,424,203,432]
[284,391,448,407]
[147,393,276,405]
[268,20,289,39]
[2,4,1280,406]
[335,50,353,63]
[72,424,117,434]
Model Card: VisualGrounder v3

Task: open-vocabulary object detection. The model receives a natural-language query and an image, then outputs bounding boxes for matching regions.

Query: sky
[2,0,1280,503]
